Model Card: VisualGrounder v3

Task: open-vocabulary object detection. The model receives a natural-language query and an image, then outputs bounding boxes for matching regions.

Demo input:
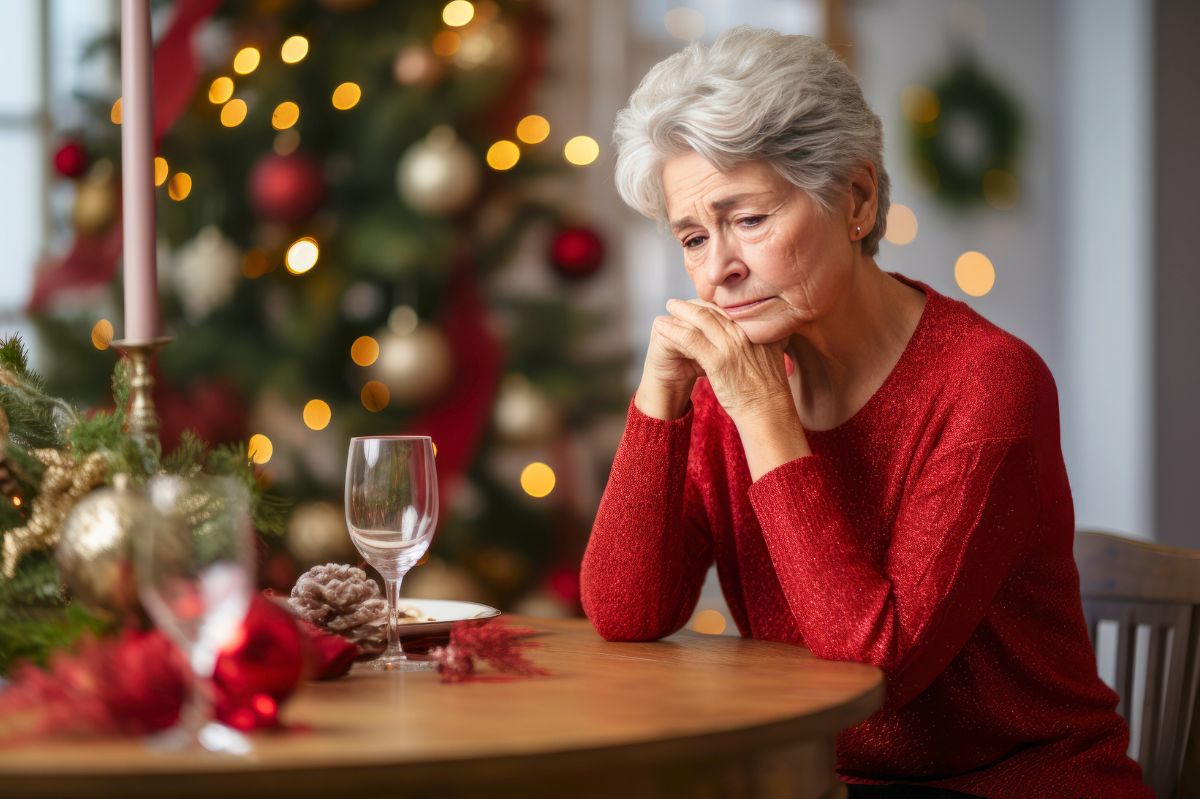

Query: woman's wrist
[733,401,812,481]
[634,379,694,421]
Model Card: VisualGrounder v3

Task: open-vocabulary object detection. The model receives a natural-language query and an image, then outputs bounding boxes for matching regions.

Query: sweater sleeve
[748,434,1039,710]
[580,398,714,642]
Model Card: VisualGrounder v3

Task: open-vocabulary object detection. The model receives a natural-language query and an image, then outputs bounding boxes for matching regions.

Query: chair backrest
[1074,530,1200,799]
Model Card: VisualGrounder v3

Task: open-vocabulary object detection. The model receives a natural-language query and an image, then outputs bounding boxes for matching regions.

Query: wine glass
[345,435,439,671]
[136,474,255,754]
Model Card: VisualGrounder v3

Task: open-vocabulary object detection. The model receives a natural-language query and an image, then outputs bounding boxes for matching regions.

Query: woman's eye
[739,215,765,228]
[682,235,707,250]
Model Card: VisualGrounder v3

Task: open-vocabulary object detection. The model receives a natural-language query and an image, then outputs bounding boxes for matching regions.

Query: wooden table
[0,616,883,799]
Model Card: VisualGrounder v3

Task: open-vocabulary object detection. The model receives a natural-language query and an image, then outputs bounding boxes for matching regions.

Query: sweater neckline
[803,271,935,438]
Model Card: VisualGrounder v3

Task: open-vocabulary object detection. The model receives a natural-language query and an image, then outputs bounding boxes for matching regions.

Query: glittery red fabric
[582,274,1151,798]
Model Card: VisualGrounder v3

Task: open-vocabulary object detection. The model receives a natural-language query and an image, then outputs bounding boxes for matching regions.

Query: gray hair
[613,26,890,256]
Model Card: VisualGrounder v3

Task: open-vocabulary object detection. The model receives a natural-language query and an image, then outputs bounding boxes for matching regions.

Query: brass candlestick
[112,337,171,460]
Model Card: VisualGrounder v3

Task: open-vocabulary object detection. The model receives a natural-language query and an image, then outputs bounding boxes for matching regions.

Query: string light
[153,157,169,187]
[273,129,301,156]
[432,31,461,57]
[955,251,996,297]
[303,399,332,430]
[247,434,274,465]
[220,98,248,127]
[281,35,309,64]
[167,172,192,201]
[12,496,21,508]
[486,140,520,171]
[692,609,727,635]
[110,98,122,125]
[360,381,390,412]
[331,82,362,111]
[350,336,380,366]
[285,236,319,274]
[91,319,114,350]
[516,115,550,144]
[233,46,261,75]
[442,0,475,27]
[272,101,300,131]
[520,462,556,498]
[242,249,270,279]
[208,76,234,104]
[564,135,599,166]
[885,203,918,246]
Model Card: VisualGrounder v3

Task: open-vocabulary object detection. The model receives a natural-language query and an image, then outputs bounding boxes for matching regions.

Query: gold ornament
[55,476,157,616]
[286,501,356,565]
[72,161,118,235]
[396,126,481,216]
[1,450,108,577]
[371,323,454,405]
[493,374,560,444]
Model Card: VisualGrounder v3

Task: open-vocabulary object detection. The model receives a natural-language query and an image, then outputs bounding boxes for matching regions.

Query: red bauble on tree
[53,140,89,179]
[548,225,605,280]
[248,152,326,225]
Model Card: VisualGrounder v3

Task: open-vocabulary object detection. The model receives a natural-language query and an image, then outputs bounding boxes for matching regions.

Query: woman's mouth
[721,297,776,316]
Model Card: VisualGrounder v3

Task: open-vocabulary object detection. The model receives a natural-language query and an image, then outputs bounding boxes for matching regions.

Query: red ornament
[548,226,605,280]
[214,595,306,730]
[53,140,89,179]
[430,620,548,683]
[545,565,581,608]
[248,152,326,225]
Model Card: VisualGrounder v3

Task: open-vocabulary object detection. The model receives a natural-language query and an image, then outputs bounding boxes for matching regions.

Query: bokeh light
[273,129,301,156]
[885,203,918,246]
[360,381,390,412]
[432,31,461,56]
[442,0,475,27]
[486,140,520,171]
[272,101,300,130]
[350,335,381,367]
[167,172,192,201]
[303,399,332,431]
[520,462,556,498]
[388,306,419,336]
[208,76,234,104]
[331,82,362,111]
[564,135,599,166]
[955,251,996,297]
[248,433,273,465]
[692,609,727,635]
[285,237,319,274]
[220,98,248,127]
[91,319,114,350]
[233,47,261,75]
[901,84,940,124]
[281,35,309,64]
[242,249,270,279]
[153,157,169,187]
[110,98,122,125]
[516,114,550,144]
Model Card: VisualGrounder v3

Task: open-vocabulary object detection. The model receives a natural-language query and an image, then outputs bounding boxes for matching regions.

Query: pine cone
[289,564,389,647]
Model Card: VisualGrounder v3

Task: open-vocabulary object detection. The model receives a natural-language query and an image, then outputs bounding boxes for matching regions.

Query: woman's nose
[703,235,747,288]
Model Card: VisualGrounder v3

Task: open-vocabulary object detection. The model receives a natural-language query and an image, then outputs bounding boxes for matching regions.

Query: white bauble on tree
[494,374,560,444]
[172,225,241,321]
[396,126,481,216]
[371,323,454,405]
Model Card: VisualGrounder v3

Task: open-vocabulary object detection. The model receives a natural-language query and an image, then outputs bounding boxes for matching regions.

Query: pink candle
[120,0,159,342]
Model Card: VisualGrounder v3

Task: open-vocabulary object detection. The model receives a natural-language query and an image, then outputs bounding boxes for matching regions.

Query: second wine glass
[345,435,439,671]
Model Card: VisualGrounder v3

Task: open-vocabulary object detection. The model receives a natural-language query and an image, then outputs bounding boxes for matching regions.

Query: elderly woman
[581,27,1150,799]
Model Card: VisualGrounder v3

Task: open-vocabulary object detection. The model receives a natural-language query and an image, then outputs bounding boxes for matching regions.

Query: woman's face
[661,150,855,345]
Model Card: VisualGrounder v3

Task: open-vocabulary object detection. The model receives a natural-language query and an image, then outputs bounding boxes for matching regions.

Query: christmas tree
[29,0,628,613]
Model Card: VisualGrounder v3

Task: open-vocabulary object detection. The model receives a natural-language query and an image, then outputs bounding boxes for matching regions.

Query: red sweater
[581,274,1150,798]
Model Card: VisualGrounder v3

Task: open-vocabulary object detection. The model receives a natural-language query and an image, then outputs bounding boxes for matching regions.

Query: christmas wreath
[906,55,1022,209]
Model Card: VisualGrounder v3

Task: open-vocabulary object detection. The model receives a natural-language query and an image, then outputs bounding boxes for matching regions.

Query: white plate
[393,598,501,637]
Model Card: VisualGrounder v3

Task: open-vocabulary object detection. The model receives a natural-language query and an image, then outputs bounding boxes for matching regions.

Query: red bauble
[53,140,89,179]
[248,152,326,225]
[548,226,605,280]
[545,566,582,608]
[214,595,306,731]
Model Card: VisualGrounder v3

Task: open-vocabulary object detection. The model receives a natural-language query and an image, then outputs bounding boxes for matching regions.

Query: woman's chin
[733,318,791,346]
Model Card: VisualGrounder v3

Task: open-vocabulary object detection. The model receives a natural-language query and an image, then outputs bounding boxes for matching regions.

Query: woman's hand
[634,302,707,420]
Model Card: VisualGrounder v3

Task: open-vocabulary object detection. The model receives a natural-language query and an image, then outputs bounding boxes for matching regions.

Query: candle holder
[112,337,172,461]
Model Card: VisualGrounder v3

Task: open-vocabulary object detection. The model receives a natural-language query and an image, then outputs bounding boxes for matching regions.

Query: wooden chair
[1074,530,1200,799]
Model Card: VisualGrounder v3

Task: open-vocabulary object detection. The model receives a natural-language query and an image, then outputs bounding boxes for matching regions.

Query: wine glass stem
[385,576,405,659]
[181,670,216,738]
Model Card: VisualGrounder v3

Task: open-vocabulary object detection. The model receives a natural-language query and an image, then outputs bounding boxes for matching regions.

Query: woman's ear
[848,161,878,237]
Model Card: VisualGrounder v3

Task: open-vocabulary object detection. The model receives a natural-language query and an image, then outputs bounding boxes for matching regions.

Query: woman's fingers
[653,314,717,364]
[665,299,745,348]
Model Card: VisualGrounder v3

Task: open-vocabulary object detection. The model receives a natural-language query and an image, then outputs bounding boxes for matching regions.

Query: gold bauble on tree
[396,126,481,216]
[72,161,118,235]
[371,323,454,405]
[493,374,560,444]
[55,476,161,617]
[286,501,356,565]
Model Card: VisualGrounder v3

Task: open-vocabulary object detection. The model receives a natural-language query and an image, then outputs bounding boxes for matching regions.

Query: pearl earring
[854,226,861,237]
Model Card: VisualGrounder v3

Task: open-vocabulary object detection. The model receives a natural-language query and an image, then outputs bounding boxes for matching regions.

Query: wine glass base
[359,656,437,672]
[145,721,252,755]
